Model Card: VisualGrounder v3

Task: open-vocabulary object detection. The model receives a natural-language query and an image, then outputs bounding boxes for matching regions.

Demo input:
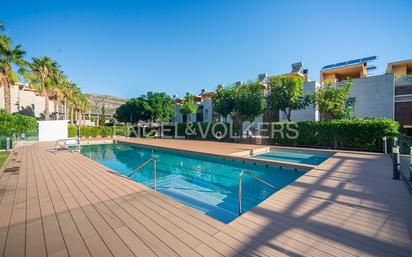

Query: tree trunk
[44,94,50,120]
[54,100,59,120]
[287,108,292,122]
[3,83,12,114]
[1,72,12,113]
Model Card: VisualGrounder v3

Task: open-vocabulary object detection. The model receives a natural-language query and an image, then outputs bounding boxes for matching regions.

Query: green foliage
[145,91,176,122]
[266,76,310,121]
[235,81,266,123]
[268,118,399,151]
[175,122,231,140]
[68,125,129,138]
[312,80,352,119]
[212,84,236,120]
[0,109,38,136]
[180,92,198,117]
[116,92,175,123]
[0,151,9,168]
[100,105,106,125]
[116,97,150,123]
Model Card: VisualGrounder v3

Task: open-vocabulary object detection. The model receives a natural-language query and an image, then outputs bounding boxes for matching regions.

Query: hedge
[0,110,38,137]
[268,118,399,151]
[68,125,129,138]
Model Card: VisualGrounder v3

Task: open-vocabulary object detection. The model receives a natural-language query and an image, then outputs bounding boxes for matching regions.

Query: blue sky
[1,0,411,99]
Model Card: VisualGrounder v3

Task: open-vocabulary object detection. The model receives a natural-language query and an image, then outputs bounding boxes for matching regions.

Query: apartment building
[172,57,412,136]
[172,89,215,123]
[0,83,60,118]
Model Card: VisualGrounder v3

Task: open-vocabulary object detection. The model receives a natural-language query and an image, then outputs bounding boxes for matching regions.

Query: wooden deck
[0,141,411,257]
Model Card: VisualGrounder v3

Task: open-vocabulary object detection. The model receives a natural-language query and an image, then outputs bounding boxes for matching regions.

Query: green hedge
[268,118,399,151]
[0,110,38,137]
[171,122,234,141]
[68,125,129,138]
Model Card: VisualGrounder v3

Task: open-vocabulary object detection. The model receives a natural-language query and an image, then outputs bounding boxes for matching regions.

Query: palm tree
[0,34,26,113]
[24,56,61,120]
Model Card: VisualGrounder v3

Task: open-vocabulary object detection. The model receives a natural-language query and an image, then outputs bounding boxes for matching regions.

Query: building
[172,89,215,123]
[171,57,412,136]
[0,83,60,118]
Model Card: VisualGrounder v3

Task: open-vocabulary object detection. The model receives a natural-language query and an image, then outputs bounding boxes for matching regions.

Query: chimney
[258,73,267,82]
[235,81,244,86]
[302,69,309,82]
[201,88,207,94]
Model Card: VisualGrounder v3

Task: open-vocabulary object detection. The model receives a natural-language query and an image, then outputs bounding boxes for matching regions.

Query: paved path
[0,140,411,257]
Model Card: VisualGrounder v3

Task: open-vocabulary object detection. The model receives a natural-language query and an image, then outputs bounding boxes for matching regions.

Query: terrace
[1,139,411,257]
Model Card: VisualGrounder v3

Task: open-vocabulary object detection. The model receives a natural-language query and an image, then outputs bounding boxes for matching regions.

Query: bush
[0,110,38,137]
[68,125,129,138]
[268,118,399,151]
[175,122,232,141]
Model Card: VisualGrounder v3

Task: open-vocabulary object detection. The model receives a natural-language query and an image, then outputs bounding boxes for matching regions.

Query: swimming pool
[81,143,305,223]
[253,148,331,165]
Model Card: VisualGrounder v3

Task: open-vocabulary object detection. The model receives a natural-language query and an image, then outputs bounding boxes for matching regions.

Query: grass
[0,151,10,168]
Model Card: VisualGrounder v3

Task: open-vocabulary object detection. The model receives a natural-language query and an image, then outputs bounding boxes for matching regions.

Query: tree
[212,84,236,121]
[179,92,198,121]
[312,80,352,120]
[115,97,150,124]
[100,105,106,125]
[266,75,310,122]
[145,91,176,122]
[235,81,266,123]
[0,34,26,113]
[23,56,61,120]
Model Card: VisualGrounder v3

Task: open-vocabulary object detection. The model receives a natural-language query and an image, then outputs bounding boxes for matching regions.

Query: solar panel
[334,62,347,68]
[321,56,377,71]
[322,64,334,70]
[361,56,377,62]
[347,59,361,65]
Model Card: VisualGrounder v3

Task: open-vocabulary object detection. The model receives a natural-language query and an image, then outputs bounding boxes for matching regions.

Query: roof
[321,56,377,71]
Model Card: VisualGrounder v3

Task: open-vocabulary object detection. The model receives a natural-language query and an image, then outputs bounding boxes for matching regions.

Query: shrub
[0,110,38,137]
[68,125,129,138]
[268,118,399,151]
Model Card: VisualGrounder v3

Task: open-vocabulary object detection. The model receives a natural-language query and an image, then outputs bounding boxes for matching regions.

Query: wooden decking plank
[39,148,113,257]
[48,148,171,257]
[73,154,246,257]
[31,145,69,257]
[55,149,203,257]
[43,148,137,257]
[25,146,47,257]
[231,216,357,257]
[240,205,403,257]
[33,145,92,257]
[3,146,26,257]
[69,152,276,257]
[261,192,412,244]
[0,149,22,257]
[271,188,412,234]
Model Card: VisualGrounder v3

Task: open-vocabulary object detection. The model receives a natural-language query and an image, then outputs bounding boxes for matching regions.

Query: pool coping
[116,139,324,171]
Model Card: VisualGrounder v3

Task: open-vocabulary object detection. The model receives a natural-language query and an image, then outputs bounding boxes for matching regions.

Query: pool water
[253,149,331,165]
[81,143,305,223]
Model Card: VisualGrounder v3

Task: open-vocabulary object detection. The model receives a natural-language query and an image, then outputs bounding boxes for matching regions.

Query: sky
[1,0,412,99]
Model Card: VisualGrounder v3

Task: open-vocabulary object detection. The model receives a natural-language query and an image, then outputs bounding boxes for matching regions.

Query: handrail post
[154,159,157,191]
[238,172,243,215]
[238,169,278,216]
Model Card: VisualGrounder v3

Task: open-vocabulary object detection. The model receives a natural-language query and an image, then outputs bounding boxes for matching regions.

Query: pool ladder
[238,170,278,215]
[127,157,157,191]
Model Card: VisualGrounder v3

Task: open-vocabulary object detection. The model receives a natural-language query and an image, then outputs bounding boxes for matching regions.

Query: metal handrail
[127,157,157,191]
[238,170,278,215]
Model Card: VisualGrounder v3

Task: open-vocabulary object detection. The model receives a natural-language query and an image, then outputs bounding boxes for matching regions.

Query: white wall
[279,81,320,122]
[38,120,69,142]
[346,74,394,119]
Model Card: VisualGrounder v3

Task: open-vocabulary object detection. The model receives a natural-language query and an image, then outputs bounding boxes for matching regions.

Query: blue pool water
[81,143,306,223]
[253,149,331,165]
